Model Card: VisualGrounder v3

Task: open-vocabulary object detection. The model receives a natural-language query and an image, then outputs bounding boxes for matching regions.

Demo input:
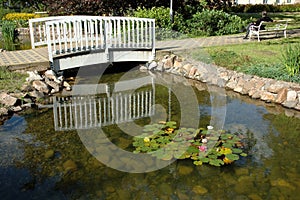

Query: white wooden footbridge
[28,16,156,71]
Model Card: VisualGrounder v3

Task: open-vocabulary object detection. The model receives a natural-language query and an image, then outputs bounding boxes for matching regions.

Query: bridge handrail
[29,16,155,63]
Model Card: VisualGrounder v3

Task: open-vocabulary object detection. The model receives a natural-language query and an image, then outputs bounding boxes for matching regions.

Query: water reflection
[53,76,156,131]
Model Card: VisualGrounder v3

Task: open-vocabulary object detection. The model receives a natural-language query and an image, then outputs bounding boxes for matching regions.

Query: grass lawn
[191,37,300,83]
[0,66,27,93]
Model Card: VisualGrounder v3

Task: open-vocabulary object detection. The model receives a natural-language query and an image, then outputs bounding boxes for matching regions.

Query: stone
[29,90,45,99]
[235,168,249,176]
[234,176,255,194]
[270,178,296,190]
[192,185,208,195]
[44,70,57,81]
[32,80,49,93]
[63,159,77,172]
[283,101,297,109]
[178,165,193,175]
[0,107,9,116]
[20,84,33,92]
[45,150,55,159]
[10,106,22,112]
[182,63,193,74]
[188,66,198,77]
[286,90,297,102]
[26,70,43,82]
[0,92,18,106]
[45,78,60,93]
[267,82,287,93]
[139,65,147,71]
[275,88,288,104]
[162,56,174,69]
[63,81,72,91]
[173,60,182,68]
[148,61,157,70]
[260,91,276,102]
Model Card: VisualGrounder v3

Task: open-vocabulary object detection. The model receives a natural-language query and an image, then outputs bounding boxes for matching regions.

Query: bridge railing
[29,16,155,63]
[29,16,75,48]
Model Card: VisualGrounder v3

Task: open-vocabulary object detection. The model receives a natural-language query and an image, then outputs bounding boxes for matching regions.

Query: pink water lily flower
[198,145,207,152]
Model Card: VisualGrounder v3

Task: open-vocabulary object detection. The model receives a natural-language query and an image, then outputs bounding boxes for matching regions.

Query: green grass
[191,37,300,83]
[0,66,28,93]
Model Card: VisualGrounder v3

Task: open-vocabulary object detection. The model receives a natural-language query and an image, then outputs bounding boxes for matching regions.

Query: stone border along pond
[141,52,300,117]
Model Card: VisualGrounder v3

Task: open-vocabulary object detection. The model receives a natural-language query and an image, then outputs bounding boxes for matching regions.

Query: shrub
[186,9,247,36]
[2,12,41,27]
[282,43,300,77]
[129,7,186,40]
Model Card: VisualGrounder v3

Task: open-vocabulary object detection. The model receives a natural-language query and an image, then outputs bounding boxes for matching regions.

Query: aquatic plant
[132,121,247,167]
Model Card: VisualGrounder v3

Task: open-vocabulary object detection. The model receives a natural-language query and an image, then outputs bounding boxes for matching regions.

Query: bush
[129,7,185,32]
[2,12,41,27]
[186,9,247,36]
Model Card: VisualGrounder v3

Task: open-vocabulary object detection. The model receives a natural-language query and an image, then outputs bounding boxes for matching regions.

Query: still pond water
[0,67,299,200]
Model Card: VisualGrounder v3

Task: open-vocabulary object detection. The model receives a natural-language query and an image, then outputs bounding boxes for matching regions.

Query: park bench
[249,20,288,41]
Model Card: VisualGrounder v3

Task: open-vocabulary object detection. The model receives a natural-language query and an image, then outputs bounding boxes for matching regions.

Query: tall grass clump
[282,43,300,77]
[1,20,17,50]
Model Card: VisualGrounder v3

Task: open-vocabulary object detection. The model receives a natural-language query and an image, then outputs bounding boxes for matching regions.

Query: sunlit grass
[0,66,27,92]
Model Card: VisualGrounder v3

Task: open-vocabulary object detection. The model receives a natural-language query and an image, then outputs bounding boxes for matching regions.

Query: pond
[0,65,299,200]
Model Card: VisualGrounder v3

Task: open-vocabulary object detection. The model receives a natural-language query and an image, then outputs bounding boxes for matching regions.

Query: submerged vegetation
[133,121,247,167]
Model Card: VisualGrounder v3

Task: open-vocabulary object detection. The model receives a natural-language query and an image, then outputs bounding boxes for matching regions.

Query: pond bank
[143,52,300,117]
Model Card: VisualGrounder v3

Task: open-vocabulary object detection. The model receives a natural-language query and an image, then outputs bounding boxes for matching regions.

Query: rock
[10,106,22,112]
[63,159,77,172]
[235,168,249,176]
[45,150,55,159]
[148,61,158,70]
[20,84,33,92]
[45,78,60,93]
[234,176,255,194]
[275,88,288,104]
[0,93,18,106]
[260,91,276,102]
[188,66,198,77]
[29,90,45,99]
[182,63,193,74]
[162,54,176,69]
[63,81,72,91]
[270,178,296,190]
[192,185,208,195]
[0,107,9,116]
[173,60,182,68]
[267,82,288,93]
[32,80,49,93]
[283,101,297,109]
[286,90,297,102]
[139,65,147,71]
[44,70,58,81]
[178,165,193,175]
[26,71,42,82]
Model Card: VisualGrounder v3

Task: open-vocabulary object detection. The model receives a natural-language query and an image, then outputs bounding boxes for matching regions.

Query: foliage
[2,12,41,27]
[186,9,246,36]
[1,20,18,49]
[227,3,300,13]
[282,43,300,77]
[129,6,186,40]
[132,121,247,167]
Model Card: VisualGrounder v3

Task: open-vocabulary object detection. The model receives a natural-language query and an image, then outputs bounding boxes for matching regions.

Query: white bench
[249,20,288,41]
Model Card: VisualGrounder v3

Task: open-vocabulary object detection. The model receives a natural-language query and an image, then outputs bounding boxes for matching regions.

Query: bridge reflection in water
[53,76,156,131]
